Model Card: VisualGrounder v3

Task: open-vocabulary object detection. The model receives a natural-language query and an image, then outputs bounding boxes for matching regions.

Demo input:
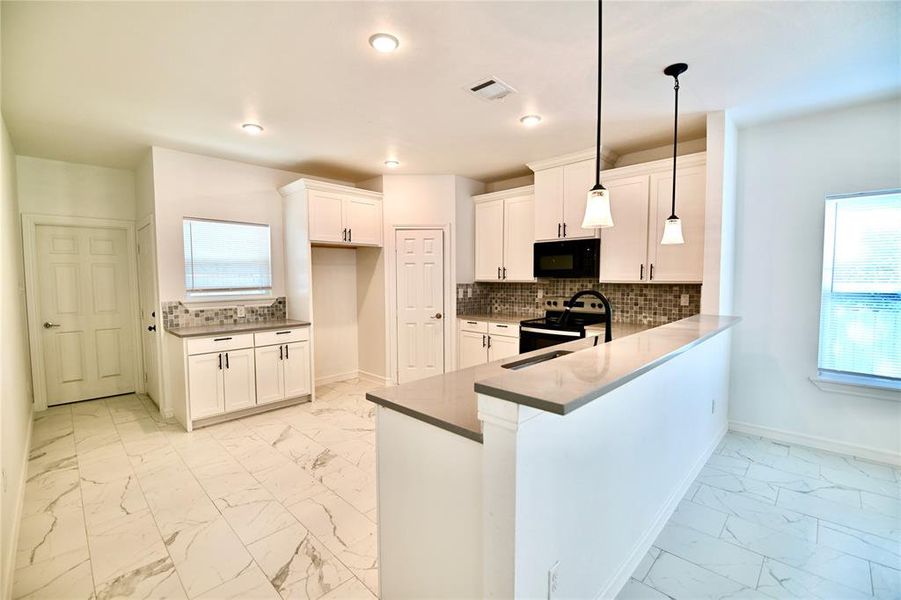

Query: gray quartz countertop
[365,320,657,443]
[166,319,310,338]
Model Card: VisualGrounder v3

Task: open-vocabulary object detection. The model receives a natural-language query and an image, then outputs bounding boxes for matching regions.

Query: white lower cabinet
[457,319,519,368]
[182,326,311,423]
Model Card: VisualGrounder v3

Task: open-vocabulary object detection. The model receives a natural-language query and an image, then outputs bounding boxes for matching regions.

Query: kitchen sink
[501,350,573,370]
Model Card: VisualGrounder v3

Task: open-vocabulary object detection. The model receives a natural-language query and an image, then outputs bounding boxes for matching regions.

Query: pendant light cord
[595,0,603,187]
[670,73,680,218]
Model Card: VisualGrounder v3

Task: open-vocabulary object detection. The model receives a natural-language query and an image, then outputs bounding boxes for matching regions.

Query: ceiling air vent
[467,77,517,101]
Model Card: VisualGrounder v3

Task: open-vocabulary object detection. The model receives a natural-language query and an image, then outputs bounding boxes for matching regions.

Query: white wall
[150,147,301,301]
[135,150,155,220]
[16,155,136,220]
[614,138,707,168]
[454,176,485,285]
[311,247,359,383]
[730,97,901,461]
[702,111,738,315]
[1,118,34,597]
[356,246,387,380]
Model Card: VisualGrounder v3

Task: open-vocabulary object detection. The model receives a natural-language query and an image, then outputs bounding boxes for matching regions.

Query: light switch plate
[236,305,246,318]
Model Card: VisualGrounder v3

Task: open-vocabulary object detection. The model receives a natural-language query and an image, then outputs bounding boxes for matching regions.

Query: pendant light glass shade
[583,185,614,229]
[660,216,684,245]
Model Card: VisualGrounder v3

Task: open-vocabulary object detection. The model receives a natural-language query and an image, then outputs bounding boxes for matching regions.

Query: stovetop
[520,297,610,331]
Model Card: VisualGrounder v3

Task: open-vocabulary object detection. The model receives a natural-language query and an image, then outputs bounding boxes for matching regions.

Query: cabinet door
[599,175,650,282]
[255,344,285,405]
[533,167,564,241]
[648,165,706,282]
[562,159,598,239]
[343,196,382,246]
[474,199,505,281]
[308,190,345,243]
[283,340,312,399]
[223,348,256,412]
[458,330,488,369]
[503,195,535,281]
[487,334,519,362]
[187,352,224,419]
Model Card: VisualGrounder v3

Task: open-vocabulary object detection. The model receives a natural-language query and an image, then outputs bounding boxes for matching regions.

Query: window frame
[815,188,901,397]
[182,216,274,301]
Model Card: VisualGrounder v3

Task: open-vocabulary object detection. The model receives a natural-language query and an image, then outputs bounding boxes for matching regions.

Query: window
[817,189,900,390]
[183,218,272,297]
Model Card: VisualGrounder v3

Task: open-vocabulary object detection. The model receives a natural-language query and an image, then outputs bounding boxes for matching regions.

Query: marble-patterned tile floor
[620,431,901,600]
[14,379,901,600]
[13,378,382,600]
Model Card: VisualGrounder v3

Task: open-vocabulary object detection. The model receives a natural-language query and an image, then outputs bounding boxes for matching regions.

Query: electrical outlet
[537,289,544,299]
[680,293,690,307]
[467,287,472,298]
[548,561,560,599]
[457,287,464,299]
[236,305,246,318]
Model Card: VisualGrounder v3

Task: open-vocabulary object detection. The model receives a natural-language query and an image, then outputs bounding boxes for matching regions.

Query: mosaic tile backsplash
[457,281,701,325]
[162,297,287,329]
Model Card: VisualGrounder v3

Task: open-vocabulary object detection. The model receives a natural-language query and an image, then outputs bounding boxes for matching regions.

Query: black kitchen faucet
[559,290,613,343]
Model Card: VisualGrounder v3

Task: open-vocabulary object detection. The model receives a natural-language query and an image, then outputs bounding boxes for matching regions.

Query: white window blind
[183,218,272,296]
[817,190,901,388]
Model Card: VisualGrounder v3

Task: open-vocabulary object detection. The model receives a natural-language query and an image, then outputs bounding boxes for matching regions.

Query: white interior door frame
[389,224,453,384]
[137,214,164,409]
[22,213,143,411]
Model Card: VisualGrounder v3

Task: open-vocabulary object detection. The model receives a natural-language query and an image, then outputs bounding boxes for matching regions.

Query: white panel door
[255,344,285,405]
[188,352,225,419]
[223,348,256,412]
[36,225,136,405]
[283,340,312,398]
[308,190,345,243]
[648,165,706,282]
[562,159,598,239]
[503,195,535,281]
[533,167,564,241]
[599,175,651,282]
[137,222,160,403]
[488,335,519,362]
[343,197,382,246]
[458,330,487,369]
[474,199,504,281]
[396,229,445,384]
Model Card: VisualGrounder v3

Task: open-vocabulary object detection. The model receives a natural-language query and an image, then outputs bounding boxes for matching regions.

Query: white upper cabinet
[533,167,564,241]
[282,179,383,247]
[308,190,345,244]
[503,195,535,281]
[561,159,597,240]
[473,186,535,282]
[648,164,706,282]
[343,196,382,245]
[599,175,650,282]
[475,199,505,281]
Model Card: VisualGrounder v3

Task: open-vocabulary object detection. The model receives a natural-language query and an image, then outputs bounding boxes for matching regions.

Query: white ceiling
[2,1,898,182]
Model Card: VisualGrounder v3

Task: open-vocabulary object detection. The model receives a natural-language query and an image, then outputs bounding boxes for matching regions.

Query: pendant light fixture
[582,0,613,229]
[661,62,688,245]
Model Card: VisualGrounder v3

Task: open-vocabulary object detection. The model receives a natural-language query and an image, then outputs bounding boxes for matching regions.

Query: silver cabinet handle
[43,322,60,329]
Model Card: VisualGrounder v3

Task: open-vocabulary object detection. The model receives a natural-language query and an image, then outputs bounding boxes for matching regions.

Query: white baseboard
[315,370,390,387]
[597,425,727,599]
[3,410,33,600]
[729,420,901,467]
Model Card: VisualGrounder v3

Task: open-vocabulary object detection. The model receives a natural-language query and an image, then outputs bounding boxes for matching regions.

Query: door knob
[433,313,443,319]
[43,321,60,329]
[147,325,157,332]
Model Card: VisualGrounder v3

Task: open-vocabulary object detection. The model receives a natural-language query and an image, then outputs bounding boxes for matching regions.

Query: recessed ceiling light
[241,123,264,135]
[384,159,400,168]
[369,33,399,53]
[520,114,542,127]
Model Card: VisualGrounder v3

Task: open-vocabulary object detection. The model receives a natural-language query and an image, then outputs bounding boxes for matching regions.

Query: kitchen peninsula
[366,314,739,599]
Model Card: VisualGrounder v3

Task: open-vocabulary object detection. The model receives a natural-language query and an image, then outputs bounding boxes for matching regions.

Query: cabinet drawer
[458,319,488,333]
[254,327,309,347]
[186,333,254,355]
[489,322,519,338]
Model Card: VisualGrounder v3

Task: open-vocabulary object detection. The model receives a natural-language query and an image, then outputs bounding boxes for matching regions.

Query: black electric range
[519,295,612,353]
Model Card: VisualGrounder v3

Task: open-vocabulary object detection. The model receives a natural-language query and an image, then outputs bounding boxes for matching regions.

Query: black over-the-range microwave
[532,238,601,279]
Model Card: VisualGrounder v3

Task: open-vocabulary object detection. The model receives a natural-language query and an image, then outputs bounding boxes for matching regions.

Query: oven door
[533,238,601,278]
[519,326,583,353]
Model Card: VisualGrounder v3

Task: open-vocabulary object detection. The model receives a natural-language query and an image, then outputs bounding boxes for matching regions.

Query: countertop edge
[165,320,311,338]
[365,393,484,443]
[474,316,741,415]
